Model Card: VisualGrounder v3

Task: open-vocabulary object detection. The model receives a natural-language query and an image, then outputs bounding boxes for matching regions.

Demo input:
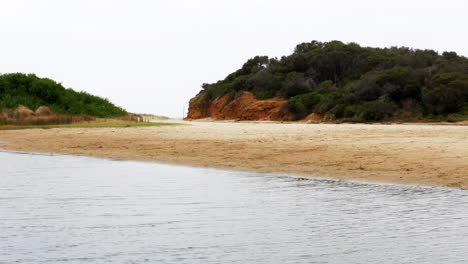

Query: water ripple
[0,152,467,264]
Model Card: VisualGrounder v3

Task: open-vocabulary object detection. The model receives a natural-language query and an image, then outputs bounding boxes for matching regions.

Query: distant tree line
[197,41,468,121]
[0,73,127,117]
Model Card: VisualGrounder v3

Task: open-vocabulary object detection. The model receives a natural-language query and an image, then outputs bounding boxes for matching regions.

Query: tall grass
[0,107,95,126]
[0,122,178,131]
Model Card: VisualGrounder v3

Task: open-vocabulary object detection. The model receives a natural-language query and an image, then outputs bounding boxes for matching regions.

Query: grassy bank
[0,120,178,130]
[0,73,128,118]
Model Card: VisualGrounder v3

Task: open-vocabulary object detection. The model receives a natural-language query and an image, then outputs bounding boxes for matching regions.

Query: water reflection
[0,151,467,264]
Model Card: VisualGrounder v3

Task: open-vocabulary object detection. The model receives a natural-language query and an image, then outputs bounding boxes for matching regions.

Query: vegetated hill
[188,41,468,122]
[0,73,127,117]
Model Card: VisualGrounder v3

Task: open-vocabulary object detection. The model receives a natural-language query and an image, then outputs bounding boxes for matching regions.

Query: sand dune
[1,120,467,189]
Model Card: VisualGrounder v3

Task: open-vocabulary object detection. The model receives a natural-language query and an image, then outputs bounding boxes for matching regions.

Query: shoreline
[1,120,467,189]
[1,149,462,192]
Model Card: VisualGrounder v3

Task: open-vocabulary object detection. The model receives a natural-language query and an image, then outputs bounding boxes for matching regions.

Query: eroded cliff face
[186,92,292,121]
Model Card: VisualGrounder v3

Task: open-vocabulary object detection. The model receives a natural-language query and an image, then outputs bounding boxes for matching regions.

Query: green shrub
[282,92,322,120]
[343,104,367,119]
[362,101,397,121]
[252,89,276,100]
[193,40,468,121]
[0,73,127,117]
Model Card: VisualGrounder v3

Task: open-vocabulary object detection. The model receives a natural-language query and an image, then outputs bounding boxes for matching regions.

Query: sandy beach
[1,120,467,188]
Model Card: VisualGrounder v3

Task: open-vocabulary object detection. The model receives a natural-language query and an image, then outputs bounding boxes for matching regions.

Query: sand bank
[1,120,467,188]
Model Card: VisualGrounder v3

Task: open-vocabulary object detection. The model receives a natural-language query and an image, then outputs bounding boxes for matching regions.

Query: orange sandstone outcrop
[303,113,324,123]
[302,113,336,123]
[187,92,292,121]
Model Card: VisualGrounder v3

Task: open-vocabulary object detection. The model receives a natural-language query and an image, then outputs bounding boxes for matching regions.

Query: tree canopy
[0,73,127,117]
[196,41,468,121]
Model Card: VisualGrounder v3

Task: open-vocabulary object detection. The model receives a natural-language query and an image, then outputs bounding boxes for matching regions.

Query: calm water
[0,151,467,264]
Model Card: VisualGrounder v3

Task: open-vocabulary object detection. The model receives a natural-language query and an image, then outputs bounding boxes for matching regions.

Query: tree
[195,40,468,121]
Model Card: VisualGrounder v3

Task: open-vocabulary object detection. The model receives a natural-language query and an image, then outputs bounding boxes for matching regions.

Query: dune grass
[0,121,179,130]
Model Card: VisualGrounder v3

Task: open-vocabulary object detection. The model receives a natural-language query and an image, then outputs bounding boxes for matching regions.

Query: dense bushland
[0,73,127,118]
[197,41,468,121]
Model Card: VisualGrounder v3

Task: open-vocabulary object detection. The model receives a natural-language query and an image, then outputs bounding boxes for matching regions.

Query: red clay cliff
[187,92,292,121]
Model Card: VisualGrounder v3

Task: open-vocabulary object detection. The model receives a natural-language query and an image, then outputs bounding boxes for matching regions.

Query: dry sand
[1,120,467,189]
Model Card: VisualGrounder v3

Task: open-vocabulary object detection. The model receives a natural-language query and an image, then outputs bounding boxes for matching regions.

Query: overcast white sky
[1,0,467,117]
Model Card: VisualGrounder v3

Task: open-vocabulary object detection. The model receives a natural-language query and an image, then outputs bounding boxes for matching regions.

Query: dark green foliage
[0,73,127,117]
[196,41,468,121]
[362,101,398,121]
[281,92,322,120]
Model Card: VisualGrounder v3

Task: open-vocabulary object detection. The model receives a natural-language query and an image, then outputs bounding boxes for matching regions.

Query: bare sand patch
[1,120,467,188]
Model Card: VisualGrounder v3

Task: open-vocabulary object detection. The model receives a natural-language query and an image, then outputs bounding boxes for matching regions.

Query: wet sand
[1,120,467,188]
